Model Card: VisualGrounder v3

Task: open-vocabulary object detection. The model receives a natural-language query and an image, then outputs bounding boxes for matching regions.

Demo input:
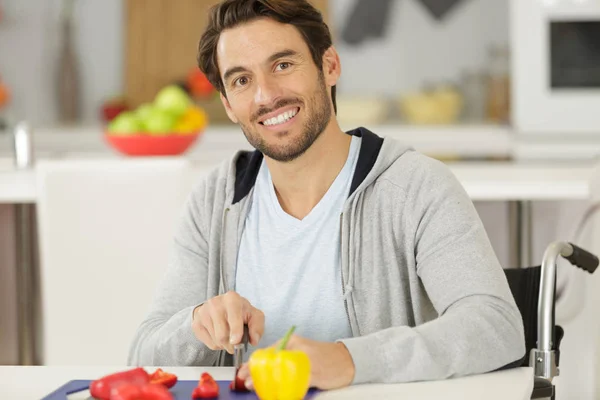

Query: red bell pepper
[89,367,150,400]
[110,383,173,400]
[149,368,178,388]
[187,68,215,99]
[229,375,249,392]
[191,372,219,399]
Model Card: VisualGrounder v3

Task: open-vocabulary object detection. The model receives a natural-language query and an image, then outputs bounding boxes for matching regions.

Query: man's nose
[254,76,282,108]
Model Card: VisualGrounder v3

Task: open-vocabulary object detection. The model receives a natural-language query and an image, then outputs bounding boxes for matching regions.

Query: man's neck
[265,122,352,220]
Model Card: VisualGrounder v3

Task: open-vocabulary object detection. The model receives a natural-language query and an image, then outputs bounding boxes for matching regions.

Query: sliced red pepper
[191,372,219,399]
[108,383,141,400]
[149,368,178,389]
[139,383,174,400]
[110,383,173,400]
[229,375,249,392]
[89,367,150,400]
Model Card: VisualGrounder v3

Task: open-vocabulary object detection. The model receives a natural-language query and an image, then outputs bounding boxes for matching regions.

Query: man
[128,0,525,391]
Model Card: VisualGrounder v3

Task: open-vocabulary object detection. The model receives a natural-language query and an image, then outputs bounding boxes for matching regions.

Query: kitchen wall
[331,0,508,96]
[0,0,123,125]
[0,0,507,126]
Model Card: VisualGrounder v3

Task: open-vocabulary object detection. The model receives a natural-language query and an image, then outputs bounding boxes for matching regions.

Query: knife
[232,324,249,390]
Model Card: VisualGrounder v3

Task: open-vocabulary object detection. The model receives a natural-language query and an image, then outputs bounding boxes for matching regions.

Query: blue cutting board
[42,379,320,399]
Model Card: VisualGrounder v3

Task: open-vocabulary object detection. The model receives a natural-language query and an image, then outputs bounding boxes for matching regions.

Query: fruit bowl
[105,131,202,156]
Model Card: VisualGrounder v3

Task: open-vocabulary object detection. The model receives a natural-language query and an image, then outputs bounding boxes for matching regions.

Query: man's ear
[322,46,341,88]
[220,92,238,124]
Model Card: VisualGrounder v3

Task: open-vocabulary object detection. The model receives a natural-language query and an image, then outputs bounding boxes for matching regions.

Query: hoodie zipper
[340,212,353,334]
[219,208,230,294]
[216,208,230,367]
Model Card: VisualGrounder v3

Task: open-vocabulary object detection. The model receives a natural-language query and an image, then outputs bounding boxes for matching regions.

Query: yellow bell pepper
[174,106,208,134]
[249,326,311,400]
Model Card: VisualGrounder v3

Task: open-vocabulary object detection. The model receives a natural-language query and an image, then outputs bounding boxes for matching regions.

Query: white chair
[35,158,201,365]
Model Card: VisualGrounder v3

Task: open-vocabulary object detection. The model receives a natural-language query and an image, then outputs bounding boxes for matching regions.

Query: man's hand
[237,335,356,390]
[192,291,264,354]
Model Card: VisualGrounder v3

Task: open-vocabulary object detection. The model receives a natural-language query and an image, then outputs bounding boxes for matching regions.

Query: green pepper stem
[277,325,296,351]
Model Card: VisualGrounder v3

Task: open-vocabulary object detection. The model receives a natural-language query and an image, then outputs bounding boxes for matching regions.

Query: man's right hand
[192,291,264,354]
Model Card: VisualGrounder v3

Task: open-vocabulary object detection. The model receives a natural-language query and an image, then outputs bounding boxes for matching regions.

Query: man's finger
[195,324,219,350]
[237,363,250,380]
[225,295,244,347]
[198,308,219,348]
[248,307,265,346]
[209,301,229,351]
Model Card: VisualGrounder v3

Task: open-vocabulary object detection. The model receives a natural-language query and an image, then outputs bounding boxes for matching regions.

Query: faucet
[12,121,34,169]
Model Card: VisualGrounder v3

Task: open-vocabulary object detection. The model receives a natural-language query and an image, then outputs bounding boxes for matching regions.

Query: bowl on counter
[397,86,463,125]
[104,131,202,156]
[335,96,391,125]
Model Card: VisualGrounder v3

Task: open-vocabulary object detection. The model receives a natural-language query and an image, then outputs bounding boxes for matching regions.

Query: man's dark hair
[197,0,337,113]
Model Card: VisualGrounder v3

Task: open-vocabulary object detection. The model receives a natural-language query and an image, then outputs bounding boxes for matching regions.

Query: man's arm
[127,178,219,367]
[339,155,526,384]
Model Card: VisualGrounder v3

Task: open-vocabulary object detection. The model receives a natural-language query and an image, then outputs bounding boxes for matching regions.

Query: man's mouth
[259,107,300,127]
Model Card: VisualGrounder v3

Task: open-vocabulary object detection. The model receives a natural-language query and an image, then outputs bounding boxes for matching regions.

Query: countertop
[0,124,598,203]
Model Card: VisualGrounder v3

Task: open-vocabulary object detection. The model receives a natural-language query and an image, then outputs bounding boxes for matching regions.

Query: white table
[0,365,534,400]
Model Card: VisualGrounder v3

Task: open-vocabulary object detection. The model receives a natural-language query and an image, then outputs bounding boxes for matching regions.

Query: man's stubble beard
[239,73,332,163]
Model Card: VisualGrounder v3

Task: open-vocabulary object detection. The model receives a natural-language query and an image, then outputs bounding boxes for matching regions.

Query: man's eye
[276,62,291,71]
[234,76,249,87]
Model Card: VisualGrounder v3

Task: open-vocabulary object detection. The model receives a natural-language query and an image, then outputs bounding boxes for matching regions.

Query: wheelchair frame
[528,241,598,399]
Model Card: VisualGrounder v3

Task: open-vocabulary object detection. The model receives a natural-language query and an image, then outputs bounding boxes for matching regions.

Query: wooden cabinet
[124,0,329,122]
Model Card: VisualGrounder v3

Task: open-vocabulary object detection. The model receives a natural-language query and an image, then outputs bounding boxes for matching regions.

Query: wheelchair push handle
[532,241,599,381]
[564,243,599,274]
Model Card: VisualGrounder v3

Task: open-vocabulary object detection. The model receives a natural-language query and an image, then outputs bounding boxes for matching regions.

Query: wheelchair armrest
[531,377,554,399]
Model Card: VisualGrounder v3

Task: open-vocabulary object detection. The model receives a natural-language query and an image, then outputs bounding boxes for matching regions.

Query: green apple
[107,111,143,135]
[135,103,155,123]
[144,108,176,135]
[153,85,191,118]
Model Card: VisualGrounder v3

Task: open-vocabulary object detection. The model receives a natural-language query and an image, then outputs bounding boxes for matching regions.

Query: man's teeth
[263,109,298,126]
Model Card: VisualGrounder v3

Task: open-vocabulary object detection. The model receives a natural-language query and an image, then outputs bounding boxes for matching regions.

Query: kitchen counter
[0,123,513,160]
[0,123,596,203]
[0,169,35,203]
[0,160,594,204]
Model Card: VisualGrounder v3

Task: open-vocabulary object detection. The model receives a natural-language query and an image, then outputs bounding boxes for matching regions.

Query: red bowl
[104,131,202,156]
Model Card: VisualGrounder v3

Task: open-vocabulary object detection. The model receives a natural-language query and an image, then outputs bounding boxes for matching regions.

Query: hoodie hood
[230,127,413,205]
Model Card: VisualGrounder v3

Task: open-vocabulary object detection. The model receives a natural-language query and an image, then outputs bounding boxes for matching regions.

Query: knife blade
[233,324,249,389]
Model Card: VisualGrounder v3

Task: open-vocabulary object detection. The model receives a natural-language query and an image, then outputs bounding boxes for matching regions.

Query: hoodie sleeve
[340,154,526,384]
[127,175,220,367]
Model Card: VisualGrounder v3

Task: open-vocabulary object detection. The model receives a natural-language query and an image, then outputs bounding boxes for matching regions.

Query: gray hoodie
[127,127,526,384]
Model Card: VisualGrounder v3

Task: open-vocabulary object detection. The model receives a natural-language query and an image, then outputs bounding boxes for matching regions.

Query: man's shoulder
[187,150,255,206]
[375,141,458,191]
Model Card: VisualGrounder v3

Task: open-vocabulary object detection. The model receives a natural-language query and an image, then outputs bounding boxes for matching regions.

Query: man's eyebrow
[223,66,249,84]
[267,49,301,63]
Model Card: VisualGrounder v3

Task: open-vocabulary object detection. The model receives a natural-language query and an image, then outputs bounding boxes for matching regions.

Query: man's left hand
[236,335,356,390]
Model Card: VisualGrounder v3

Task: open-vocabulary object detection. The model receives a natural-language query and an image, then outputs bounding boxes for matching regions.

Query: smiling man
[128,0,525,390]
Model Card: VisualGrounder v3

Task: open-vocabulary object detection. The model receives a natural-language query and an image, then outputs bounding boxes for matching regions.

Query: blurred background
[1,0,600,399]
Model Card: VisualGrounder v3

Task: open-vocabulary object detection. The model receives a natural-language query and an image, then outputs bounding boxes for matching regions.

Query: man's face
[217,18,333,162]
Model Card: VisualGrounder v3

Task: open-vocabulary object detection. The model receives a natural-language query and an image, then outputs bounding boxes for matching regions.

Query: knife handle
[241,324,249,351]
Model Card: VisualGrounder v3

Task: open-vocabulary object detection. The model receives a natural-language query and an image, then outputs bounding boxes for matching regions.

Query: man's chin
[261,145,309,163]
[242,124,322,162]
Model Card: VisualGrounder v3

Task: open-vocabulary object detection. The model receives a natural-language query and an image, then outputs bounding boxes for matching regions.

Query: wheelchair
[504,241,599,400]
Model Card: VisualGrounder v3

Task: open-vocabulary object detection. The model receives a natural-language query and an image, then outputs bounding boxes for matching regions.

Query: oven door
[510,0,600,134]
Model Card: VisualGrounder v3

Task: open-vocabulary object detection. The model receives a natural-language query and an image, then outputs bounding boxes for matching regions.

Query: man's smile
[258,106,300,129]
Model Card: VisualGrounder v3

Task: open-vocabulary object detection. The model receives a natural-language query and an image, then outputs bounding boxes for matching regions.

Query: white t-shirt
[234,135,361,354]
